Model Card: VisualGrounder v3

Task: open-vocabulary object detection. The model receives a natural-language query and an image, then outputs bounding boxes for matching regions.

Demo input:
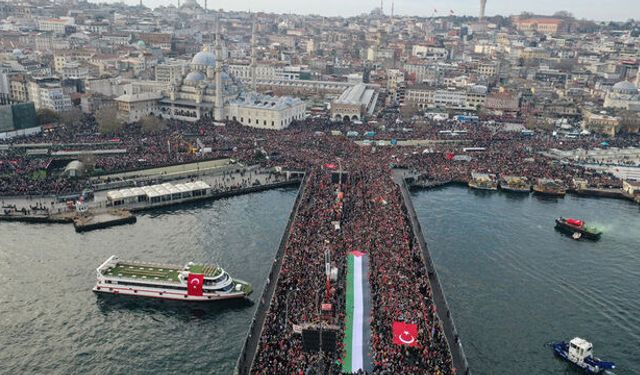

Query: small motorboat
[552,338,615,374]
[555,217,602,241]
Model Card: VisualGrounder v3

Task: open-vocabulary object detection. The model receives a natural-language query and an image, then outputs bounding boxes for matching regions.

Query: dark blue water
[0,188,297,375]
[413,186,640,375]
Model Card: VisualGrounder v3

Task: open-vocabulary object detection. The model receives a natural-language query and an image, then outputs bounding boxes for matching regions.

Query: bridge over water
[235,169,470,375]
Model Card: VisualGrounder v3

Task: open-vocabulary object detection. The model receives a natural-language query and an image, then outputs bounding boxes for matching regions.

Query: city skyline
[94,0,640,21]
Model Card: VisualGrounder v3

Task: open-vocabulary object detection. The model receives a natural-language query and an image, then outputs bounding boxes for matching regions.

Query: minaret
[214,19,224,120]
[204,0,207,11]
[480,0,487,21]
[250,19,257,92]
[380,0,383,15]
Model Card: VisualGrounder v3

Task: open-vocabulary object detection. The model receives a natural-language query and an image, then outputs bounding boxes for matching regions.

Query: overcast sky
[101,0,639,21]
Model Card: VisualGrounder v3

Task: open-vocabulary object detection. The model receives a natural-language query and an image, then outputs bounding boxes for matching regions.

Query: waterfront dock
[0,167,301,232]
[73,210,136,232]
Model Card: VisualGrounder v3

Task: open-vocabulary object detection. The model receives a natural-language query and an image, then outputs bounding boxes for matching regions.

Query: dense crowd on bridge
[252,164,454,374]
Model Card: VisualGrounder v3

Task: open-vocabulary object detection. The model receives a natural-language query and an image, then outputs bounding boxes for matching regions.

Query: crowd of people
[1,112,637,196]
[2,111,639,373]
[252,136,455,374]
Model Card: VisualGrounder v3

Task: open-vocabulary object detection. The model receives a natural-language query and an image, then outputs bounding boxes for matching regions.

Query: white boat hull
[93,285,246,302]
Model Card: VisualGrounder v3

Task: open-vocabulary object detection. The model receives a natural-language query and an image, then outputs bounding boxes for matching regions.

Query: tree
[59,107,83,129]
[553,10,574,19]
[95,107,123,135]
[36,108,60,125]
[400,103,419,119]
[78,152,96,174]
[139,115,167,134]
[618,110,640,134]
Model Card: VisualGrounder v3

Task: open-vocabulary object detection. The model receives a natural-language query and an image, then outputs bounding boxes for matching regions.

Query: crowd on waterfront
[1,113,638,196]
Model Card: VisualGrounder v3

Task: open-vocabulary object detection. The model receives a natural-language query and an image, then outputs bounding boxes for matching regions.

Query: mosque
[603,80,640,112]
[115,24,306,130]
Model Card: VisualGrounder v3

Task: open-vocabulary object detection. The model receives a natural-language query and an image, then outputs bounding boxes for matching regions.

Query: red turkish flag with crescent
[187,273,204,296]
[392,321,419,347]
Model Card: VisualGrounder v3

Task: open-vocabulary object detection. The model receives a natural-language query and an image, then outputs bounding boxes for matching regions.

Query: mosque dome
[191,51,216,66]
[221,71,232,81]
[612,81,638,94]
[185,71,206,83]
[136,40,146,48]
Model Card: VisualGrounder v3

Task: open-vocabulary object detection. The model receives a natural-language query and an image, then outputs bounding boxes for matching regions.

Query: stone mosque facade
[115,30,305,130]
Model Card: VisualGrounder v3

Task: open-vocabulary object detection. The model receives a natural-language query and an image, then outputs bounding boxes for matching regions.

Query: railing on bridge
[396,175,472,375]
[235,173,308,375]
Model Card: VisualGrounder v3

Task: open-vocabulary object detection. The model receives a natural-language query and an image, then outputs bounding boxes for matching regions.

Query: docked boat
[93,255,252,301]
[533,178,567,197]
[468,172,498,191]
[552,338,615,374]
[499,175,531,193]
[555,217,602,241]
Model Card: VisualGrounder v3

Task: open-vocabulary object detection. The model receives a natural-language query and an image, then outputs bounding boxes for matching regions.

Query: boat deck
[104,261,221,282]
[107,263,183,282]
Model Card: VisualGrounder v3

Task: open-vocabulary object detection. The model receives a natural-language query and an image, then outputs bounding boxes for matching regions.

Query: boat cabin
[568,337,593,362]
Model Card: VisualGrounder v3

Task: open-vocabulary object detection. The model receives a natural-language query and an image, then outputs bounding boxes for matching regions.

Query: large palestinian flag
[342,251,373,373]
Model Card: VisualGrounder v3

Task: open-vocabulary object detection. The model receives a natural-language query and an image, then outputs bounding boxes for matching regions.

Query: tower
[204,0,207,11]
[214,19,224,120]
[480,0,487,21]
[391,0,394,19]
[380,0,383,15]
[251,19,257,92]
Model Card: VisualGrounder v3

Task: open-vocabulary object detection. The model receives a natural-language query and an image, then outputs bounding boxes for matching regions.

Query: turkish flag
[445,152,455,160]
[392,321,419,347]
[187,273,204,296]
[324,163,337,169]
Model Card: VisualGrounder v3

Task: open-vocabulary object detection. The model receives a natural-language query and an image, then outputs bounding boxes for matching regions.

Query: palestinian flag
[342,251,373,373]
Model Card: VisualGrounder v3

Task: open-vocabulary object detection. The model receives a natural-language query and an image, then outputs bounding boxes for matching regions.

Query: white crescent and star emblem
[399,331,416,345]
[190,278,200,285]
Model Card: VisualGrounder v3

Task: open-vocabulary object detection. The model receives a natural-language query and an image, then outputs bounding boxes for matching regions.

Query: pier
[0,167,301,232]
[73,210,137,232]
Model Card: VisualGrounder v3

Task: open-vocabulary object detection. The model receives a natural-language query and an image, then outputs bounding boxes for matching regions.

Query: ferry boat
[533,178,567,197]
[499,175,531,193]
[468,172,498,191]
[552,338,615,374]
[555,217,602,241]
[93,256,252,301]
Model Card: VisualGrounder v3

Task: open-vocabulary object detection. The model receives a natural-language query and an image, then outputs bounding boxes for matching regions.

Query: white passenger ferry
[93,256,252,301]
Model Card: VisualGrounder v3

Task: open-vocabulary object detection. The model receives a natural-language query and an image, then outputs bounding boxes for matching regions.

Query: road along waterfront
[412,186,640,375]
